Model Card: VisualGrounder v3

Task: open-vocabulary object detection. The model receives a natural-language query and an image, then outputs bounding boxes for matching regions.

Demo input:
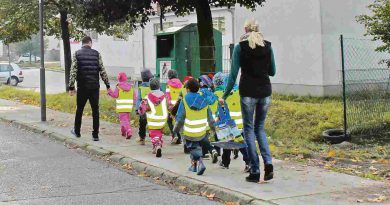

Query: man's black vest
[76,46,100,89]
[239,40,272,98]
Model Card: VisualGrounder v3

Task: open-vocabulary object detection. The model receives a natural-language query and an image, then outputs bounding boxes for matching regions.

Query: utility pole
[7,44,10,65]
[39,0,46,122]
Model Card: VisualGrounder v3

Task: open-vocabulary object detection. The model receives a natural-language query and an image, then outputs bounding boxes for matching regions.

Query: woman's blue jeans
[241,96,273,174]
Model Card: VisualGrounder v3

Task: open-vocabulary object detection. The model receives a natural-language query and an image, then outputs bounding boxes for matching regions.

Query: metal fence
[341,36,390,137]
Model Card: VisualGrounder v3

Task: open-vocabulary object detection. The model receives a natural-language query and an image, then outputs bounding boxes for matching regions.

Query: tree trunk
[60,10,71,91]
[194,0,215,75]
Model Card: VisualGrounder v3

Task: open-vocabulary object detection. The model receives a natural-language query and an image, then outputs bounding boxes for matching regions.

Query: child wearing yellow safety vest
[198,75,219,164]
[138,78,168,158]
[165,70,183,144]
[108,72,135,139]
[214,73,250,171]
[135,69,154,145]
[173,78,215,175]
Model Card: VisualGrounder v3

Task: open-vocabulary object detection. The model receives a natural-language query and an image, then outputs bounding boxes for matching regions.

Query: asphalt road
[18,69,115,94]
[0,122,220,205]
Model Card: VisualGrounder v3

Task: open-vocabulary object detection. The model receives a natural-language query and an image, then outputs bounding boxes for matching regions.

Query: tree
[357,0,390,66]
[15,34,49,63]
[82,0,266,75]
[0,0,133,91]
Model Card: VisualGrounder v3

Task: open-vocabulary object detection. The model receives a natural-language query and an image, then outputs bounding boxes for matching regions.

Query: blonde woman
[222,19,276,183]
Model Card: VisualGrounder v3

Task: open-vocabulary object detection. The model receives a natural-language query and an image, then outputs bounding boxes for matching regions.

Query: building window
[154,22,173,35]
[213,17,225,34]
[84,30,99,41]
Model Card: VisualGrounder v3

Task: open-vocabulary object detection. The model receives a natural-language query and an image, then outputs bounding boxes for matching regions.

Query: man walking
[68,36,110,141]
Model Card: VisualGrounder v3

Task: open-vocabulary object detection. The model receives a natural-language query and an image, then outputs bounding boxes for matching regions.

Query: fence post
[229,43,234,59]
[340,35,348,138]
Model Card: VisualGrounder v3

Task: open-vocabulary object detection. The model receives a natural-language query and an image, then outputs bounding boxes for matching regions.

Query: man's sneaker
[218,161,229,169]
[234,149,239,159]
[264,164,274,181]
[245,173,260,183]
[188,161,197,172]
[244,164,251,173]
[70,129,81,138]
[137,138,146,145]
[156,146,162,158]
[196,160,206,175]
[92,136,99,141]
[211,150,219,164]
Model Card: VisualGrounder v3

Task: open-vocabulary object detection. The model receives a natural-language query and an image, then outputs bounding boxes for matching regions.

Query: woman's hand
[219,98,225,105]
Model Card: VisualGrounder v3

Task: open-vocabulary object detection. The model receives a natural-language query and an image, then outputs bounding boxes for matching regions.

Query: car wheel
[9,76,19,86]
[19,60,24,64]
[36,60,40,63]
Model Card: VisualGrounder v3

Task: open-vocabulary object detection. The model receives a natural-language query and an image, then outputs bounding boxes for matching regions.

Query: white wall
[0,41,3,57]
[235,0,325,95]
[319,0,371,95]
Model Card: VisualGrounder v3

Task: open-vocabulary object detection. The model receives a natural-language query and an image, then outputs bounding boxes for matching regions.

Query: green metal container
[156,23,222,84]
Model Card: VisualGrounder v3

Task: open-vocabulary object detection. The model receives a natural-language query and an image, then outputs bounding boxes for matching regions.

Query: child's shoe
[244,164,251,173]
[188,161,197,172]
[218,161,229,169]
[126,131,132,140]
[137,138,145,145]
[152,145,157,154]
[156,145,162,158]
[211,150,219,164]
[233,149,239,159]
[196,159,206,175]
[171,134,179,145]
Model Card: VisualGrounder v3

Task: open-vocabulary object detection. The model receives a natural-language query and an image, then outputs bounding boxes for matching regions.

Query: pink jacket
[138,90,166,115]
[108,72,136,101]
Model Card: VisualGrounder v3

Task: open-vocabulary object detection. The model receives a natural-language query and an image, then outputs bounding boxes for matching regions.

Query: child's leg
[221,149,232,168]
[118,113,126,136]
[186,140,205,175]
[149,129,163,157]
[138,114,147,140]
[199,135,218,163]
[119,112,132,138]
[239,147,250,165]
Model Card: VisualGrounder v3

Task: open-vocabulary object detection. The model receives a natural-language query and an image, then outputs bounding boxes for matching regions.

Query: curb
[0,116,275,205]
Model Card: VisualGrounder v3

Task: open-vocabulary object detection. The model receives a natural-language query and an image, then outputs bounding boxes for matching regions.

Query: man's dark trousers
[74,88,100,137]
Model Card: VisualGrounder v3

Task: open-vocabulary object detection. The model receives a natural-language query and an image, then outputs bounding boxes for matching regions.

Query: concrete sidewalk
[0,99,388,205]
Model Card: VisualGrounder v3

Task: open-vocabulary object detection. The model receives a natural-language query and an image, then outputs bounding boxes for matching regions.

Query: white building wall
[0,41,3,57]
[319,0,371,95]
[234,0,325,96]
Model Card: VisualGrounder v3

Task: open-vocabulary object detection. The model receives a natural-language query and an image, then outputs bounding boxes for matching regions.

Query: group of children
[108,69,248,176]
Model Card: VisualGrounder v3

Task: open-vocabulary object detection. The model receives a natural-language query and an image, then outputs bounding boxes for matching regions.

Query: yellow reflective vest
[166,85,181,105]
[116,87,134,113]
[225,90,243,130]
[146,97,168,130]
[139,86,151,99]
[182,97,209,139]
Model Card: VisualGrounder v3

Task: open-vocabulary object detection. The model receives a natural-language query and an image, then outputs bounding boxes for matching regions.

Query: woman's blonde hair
[243,19,265,49]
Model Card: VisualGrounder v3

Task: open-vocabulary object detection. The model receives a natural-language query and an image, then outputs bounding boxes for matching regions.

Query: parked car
[0,63,24,86]
[17,54,40,64]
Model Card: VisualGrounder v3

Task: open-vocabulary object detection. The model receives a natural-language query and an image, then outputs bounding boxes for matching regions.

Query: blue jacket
[174,91,215,141]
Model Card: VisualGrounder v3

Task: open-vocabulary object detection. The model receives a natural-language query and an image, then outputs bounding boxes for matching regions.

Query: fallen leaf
[357,199,364,203]
[367,195,387,203]
[178,186,187,191]
[327,149,336,158]
[206,193,216,200]
[137,171,148,177]
[225,202,240,205]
